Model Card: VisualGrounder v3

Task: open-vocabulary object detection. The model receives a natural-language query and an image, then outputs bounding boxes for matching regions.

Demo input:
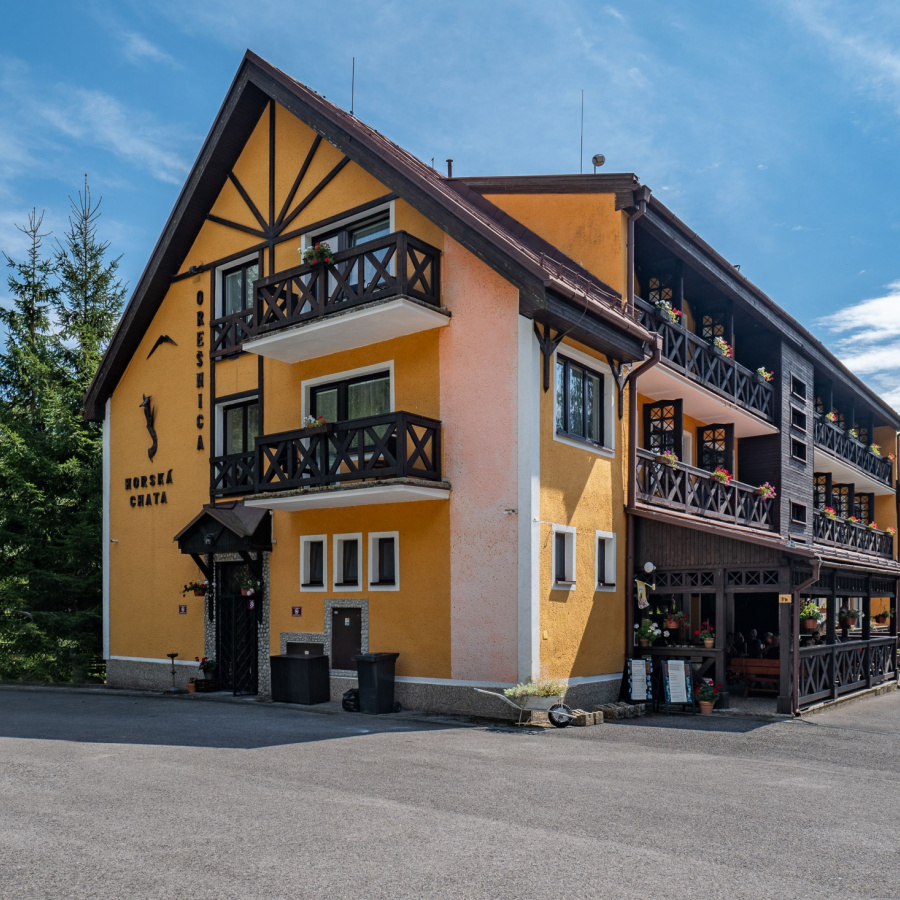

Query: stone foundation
[106,658,197,691]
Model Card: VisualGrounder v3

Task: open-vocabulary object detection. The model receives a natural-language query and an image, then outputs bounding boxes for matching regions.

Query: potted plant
[635,621,666,648]
[839,608,862,628]
[301,241,335,266]
[887,527,896,537]
[710,466,732,485]
[874,609,893,626]
[710,336,733,358]
[825,411,837,423]
[241,576,263,598]
[867,521,878,531]
[182,579,208,597]
[695,622,715,649]
[695,681,721,714]
[822,506,837,520]
[870,443,881,456]
[655,450,679,468]
[664,609,688,631]
[297,414,329,436]
[755,367,774,383]
[187,677,197,694]
[502,678,567,710]
[653,299,682,324]
[848,427,859,439]
[755,482,777,499]
[800,600,822,631]
[194,656,217,690]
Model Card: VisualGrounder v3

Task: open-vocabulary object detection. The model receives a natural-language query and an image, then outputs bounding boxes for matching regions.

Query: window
[221,258,259,317]
[854,493,875,525]
[790,503,808,525]
[791,407,807,432]
[310,370,391,423]
[813,472,831,509]
[790,438,808,463]
[790,376,807,401]
[697,424,734,473]
[831,483,854,519]
[699,313,726,342]
[647,273,675,305]
[313,213,391,252]
[643,400,683,456]
[218,396,259,456]
[551,524,576,590]
[300,535,327,591]
[595,531,616,591]
[368,532,399,591]
[555,356,605,446]
[333,534,362,589]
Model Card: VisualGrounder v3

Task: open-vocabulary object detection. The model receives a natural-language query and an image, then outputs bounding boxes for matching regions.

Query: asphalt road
[1,686,899,900]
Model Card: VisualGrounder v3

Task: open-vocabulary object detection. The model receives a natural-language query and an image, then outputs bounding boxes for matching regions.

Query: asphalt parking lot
[1,685,899,899]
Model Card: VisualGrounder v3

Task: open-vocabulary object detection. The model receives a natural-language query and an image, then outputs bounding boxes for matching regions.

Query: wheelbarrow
[474,688,575,727]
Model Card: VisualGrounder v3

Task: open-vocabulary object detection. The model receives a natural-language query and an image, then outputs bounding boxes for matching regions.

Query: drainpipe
[624,332,663,650]
[626,185,652,318]
[791,557,822,715]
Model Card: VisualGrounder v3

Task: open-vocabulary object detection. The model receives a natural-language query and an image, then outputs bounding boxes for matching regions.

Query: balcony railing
[211,451,256,497]
[813,509,894,558]
[636,298,774,422]
[635,448,776,530]
[254,231,440,338]
[255,411,441,493]
[798,637,897,707]
[814,416,893,485]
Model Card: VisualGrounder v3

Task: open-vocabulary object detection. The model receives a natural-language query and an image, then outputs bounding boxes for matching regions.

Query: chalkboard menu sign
[663,658,695,715]
[619,657,653,703]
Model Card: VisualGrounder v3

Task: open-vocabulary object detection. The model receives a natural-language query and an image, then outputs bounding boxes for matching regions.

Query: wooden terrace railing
[635,297,774,422]
[635,448,776,530]
[798,636,897,707]
[210,451,257,497]
[813,509,894,558]
[814,417,893,486]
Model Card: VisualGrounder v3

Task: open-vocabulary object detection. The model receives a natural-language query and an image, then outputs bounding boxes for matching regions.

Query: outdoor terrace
[812,508,894,559]
[814,416,893,487]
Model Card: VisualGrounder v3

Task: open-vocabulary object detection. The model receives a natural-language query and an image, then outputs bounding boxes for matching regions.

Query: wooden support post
[715,568,728,708]
[777,599,792,714]
[864,575,872,689]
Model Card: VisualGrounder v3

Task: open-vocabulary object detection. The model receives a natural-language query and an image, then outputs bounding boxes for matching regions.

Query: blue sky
[3,1,900,402]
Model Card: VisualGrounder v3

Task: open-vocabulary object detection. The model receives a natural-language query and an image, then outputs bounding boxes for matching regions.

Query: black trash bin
[352,652,400,714]
[270,654,330,705]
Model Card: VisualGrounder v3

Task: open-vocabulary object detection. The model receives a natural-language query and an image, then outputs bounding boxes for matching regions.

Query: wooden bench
[729,658,780,697]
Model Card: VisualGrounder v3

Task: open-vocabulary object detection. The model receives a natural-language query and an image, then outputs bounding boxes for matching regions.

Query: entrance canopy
[175,502,272,578]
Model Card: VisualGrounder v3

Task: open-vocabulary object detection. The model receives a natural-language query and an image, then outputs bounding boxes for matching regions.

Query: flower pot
[874,615,889,625]
[297,423,330,437]
[697,700,714,714]
[187,682,196,694]
[842,617,858,628]
[712,345,724,357]
[241,589,253,597]
[639,639,651,648]
[754,373,768,384]
[703,639,714,649]
[193,589,206,597]
[654,454,676,467]
[801,618,819,631]
[664,619,680,631]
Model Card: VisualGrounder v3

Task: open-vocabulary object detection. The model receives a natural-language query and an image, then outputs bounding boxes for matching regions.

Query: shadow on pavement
[0,687,454,749]
[606,713,778,734]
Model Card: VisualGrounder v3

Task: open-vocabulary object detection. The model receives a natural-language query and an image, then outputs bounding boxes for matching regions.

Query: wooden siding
[778,342,815,542]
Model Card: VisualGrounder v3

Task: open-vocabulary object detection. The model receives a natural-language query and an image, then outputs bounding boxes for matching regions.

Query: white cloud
[120,30,179,68]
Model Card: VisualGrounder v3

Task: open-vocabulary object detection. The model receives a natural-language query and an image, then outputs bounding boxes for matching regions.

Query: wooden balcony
[798,636,897,707]
[636,298,774,422]
[635,448,776,530]
[813,509,894,558]
[233,232,447,364]
[211,451,256,497]
[814,416,893,486]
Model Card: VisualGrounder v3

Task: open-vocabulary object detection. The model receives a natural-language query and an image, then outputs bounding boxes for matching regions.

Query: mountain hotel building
[86,52,899,715]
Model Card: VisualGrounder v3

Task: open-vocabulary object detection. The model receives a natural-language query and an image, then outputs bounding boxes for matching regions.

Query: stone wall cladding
[323,598,369,677]
[106,658,195,691]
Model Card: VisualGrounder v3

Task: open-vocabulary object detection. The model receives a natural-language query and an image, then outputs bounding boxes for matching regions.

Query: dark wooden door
[331,607,362,670]
[216,562,258,695]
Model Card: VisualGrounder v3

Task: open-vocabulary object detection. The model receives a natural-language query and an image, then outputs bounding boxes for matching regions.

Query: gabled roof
[84,52,650,421]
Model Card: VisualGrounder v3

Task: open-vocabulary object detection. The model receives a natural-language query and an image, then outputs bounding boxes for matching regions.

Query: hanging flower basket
[802,618,819,631]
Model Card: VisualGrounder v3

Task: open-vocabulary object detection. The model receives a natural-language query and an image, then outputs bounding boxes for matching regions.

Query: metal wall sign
[663,658,695,715]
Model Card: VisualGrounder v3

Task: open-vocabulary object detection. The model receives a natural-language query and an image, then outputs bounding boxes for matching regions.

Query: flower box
[296,423,331,438]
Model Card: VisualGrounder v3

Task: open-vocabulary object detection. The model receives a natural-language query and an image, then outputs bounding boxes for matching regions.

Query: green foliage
[503,678,567,699]
[0,182,123,683]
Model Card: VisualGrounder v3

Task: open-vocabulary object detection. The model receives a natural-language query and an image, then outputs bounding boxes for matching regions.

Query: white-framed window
[300,535,327,591]
[552,344,616,457]
[595,531,616,592]
[301,361,395,421]
[214,392,259,458]
[215,251,259,319]
[333,533,362,589]
[301,201,395,252]
[551,524,576,590]
[368,531,399,591]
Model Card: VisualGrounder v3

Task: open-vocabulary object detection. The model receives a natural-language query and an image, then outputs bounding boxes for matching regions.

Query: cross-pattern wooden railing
[210,309,255,359]
[255,411,441,492]
[211,451,257,497]
[635,297,774,422]
[798,636,897,707]
[253,231,441,337]
[636,449,776,530]
[814,417,893,485]
[813,509,894,558]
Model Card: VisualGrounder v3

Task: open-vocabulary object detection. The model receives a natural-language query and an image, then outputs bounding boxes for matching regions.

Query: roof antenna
[579,89,584,174]
[350,57,355,116]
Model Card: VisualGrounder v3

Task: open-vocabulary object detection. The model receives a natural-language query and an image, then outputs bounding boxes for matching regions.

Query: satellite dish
[592,153,606,167]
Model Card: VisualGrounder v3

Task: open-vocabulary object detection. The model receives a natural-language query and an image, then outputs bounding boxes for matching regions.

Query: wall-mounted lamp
[189,265,201,275]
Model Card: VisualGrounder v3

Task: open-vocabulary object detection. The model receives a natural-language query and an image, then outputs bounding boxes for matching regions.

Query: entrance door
[216,562,258,695]
[331,607,362,670]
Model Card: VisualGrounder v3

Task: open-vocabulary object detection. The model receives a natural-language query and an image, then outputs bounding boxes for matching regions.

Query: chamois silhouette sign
[140,395,158,461]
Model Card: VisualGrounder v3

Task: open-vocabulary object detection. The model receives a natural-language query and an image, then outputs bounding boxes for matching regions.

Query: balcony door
[697,424,734,474]
[644,399,683,459]
[313,213,391,297]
